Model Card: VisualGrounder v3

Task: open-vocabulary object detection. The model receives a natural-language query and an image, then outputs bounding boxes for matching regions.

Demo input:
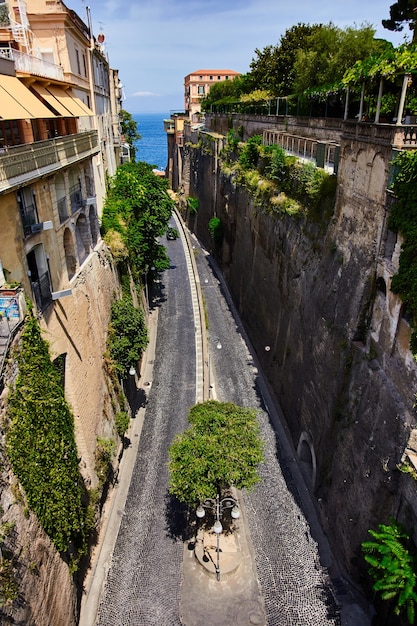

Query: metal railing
[10,48,64,81]
[263,130,340,174]
[0,130,99,193]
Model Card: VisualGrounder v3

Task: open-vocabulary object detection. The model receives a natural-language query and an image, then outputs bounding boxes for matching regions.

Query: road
[90,216,354,625]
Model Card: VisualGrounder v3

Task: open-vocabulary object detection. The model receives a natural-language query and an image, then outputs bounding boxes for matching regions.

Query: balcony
[0,48,65,81]
[0,130,99,193]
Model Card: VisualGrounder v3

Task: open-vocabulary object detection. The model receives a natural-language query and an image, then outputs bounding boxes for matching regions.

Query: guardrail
[0,131,99,193]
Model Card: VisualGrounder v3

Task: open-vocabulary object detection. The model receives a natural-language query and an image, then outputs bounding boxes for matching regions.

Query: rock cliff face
[178,120,417,583]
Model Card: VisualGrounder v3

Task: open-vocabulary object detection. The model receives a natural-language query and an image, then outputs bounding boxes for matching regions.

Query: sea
[133,113,170,171]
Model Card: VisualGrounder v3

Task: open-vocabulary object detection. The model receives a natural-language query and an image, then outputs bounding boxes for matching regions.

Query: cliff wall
[178,122,417,584]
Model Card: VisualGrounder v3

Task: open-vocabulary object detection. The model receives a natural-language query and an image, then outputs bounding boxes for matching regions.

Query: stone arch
[88,204,99,247]
[75,213,90,265]
[296,431,317,489]
[63,227,77,280]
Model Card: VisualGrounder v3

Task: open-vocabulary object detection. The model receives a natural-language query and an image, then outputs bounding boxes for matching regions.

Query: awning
[0,75,56,119]
[31,83,73,116]
[46,85,93,116]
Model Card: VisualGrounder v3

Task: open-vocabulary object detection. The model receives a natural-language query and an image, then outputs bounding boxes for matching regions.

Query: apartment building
[184,69,240,120]
[0,0,124,480]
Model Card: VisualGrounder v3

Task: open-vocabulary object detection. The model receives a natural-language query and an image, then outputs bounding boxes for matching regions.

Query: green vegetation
[107,294,148,376]
[168,400,264,506]
[102,161,174,279]
[119,109,141,161]
[187,197,199,215]
[95,437,116,488]
[218,133,336,219]
[362,519,417,624]
[208,217,224,245]
[5,308,87,564]
[115,411,130,438]
[388,150,417,354]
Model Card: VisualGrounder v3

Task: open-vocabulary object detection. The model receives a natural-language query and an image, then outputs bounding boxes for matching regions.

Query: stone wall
[178,124,417,584]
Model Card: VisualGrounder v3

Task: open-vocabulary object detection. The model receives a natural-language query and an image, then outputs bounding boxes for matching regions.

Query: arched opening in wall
[88,204,99,247]
[75,214,90,265]
[376,276,387,296]
[26,244,52,311]
[296,432,317,490]
[63,228,77,280]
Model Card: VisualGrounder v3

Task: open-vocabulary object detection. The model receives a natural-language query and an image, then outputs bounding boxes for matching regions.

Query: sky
[67,0,408,115]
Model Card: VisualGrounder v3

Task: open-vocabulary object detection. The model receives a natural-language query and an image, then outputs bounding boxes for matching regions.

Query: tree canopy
[168,401,264,507]
[383,0,417,42]
[119,109,141,161]
[102,161,173,277]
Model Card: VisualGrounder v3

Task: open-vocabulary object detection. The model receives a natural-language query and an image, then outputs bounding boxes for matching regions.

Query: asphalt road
[92,218,353,626]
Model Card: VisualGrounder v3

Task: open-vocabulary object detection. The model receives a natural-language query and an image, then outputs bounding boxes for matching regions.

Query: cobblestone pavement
[194,239,341,626]
[95,219,353,625]
[96,230,196,626]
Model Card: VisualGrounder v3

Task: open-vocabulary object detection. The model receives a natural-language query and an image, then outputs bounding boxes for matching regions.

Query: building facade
[184,69,240,120]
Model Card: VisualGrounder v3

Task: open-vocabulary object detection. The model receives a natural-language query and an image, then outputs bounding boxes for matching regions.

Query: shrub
[115,411,130,438]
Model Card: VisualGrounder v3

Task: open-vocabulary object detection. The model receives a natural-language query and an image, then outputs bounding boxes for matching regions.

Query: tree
[119,109,141,161]
[383,0,417,42]
[107,295,148,376]
[293,23,383,94]
[249,23,320,96]
[102,161,174,277]
[362,519,417,624]
[168,401,264,506]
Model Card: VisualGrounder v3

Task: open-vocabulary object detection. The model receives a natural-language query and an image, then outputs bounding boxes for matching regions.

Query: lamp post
[196,493,240,581]
[208,337,222,397]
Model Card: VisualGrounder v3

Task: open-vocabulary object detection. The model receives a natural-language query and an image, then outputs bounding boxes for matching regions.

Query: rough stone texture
[0,442,77,626]
[40,242,120,486]
[178,121,417,589]
[0,241,120,624]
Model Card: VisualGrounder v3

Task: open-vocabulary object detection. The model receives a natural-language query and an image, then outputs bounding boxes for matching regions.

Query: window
[199,75,202,80]
[198,85,205,95]
[75,48,81,75]
[82,54,87,77]
[209,75,213,80]
[17,186,39,237]
[0,120,21,146]
[217,75,221,80]
[225,76,229,80]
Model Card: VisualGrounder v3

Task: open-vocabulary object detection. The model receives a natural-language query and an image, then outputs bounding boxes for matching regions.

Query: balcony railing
[57,196,70,224]
[20,202,38,237]
[0,131,99,193]
[69,184,84,213]
[31,271,52,311]
[10,49,64,81]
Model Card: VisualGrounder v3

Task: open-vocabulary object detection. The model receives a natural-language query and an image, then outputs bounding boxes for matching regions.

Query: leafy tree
[201,74,251,111]
[102,161,174,277]
[168,401,264,506]
[107,295,148,376]
[239,134,262,169]
[293,23,383,94]
[6,310,87,559]
[362,519,417,624]
[383,0,417,42]
[249,23,320,96]
[119,109,141,161]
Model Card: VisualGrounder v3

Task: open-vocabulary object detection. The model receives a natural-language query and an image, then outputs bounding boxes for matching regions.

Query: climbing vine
[5,308,87,564]
[388,150,417,354]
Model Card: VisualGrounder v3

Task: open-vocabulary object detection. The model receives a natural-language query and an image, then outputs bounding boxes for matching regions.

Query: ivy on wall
[388,150,417,354]
[5,309,87,564]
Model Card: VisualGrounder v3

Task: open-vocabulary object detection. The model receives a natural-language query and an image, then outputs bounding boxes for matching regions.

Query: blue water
[133,113,169,171]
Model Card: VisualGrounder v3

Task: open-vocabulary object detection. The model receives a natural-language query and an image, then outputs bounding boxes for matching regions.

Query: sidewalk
[78,307,159,626]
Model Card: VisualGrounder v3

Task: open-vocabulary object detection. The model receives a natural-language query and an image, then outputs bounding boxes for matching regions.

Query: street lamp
[196,493,240,581]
